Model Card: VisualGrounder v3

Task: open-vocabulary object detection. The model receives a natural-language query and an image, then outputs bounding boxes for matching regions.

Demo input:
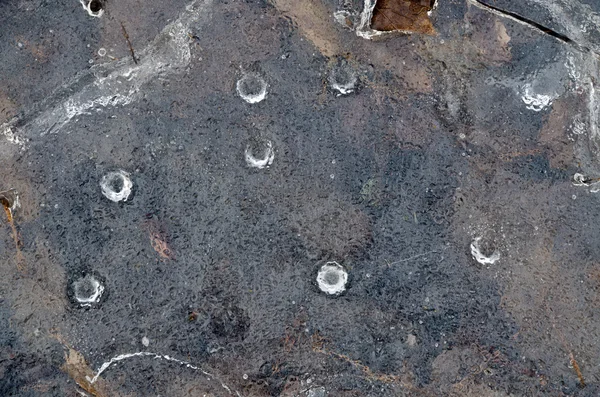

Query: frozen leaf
[371,0,436,34]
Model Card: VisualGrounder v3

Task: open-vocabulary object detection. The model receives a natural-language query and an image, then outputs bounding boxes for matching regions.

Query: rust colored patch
[143,217,175,260]
[270,0,341,57]
[1,190,25,272]
[371,0,436,34]
[569,352,585,388]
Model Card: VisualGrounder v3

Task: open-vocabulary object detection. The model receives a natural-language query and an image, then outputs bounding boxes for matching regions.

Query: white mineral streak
[87,351,240,395]
[0,0,214,146]
[356,0,384,39]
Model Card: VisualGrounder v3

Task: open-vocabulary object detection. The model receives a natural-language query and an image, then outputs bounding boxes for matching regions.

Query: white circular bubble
[470,236,500,265]
[80,0,104,17]
[100,170,133,202]
[329,64,357,96]
[236,73,267,104]
[73,275,104,307]
[316,262,348,295]
[245,140,274,169]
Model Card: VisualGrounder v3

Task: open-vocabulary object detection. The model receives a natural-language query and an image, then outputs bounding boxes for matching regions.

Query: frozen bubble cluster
[236,73,267,104]
[100,170,133,202]
[573,173,600,193]
[521,83,554,112]
[470,236,500,265]
[329,60,357,96]
[73,275,104,307]
[307,386,326,397]
[316,262,348,295]
[245,139,274,169]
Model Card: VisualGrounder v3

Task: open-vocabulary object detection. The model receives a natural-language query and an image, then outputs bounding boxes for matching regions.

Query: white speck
[470,236,500,265]
[572,194,577,200]
[236,73,267,104]
[100,170,133,202]
[98,48,107,57]
[73,275,104,307]
[245,140,274,169]
[331,159,336,164]
[242,373,248,380]
[330,174,335,179]
[17,42,23,48]
[317,262,348,295]
[142,336,150,347]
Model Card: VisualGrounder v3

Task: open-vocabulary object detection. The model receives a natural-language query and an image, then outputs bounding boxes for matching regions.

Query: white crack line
[87,351,240,396]
[0,0,213,147]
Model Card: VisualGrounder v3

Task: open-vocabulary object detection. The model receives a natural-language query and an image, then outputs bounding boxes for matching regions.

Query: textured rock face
[1,0,600,395]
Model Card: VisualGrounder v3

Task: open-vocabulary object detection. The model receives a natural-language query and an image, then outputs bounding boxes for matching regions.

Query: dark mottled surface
[1,0,600,396]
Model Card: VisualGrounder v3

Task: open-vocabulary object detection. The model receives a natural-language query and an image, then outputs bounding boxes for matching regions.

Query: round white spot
[470,236,500,265]
[100,170,133,202]
[245,140,274,169]
[73,275,104,307]
[142,336,150,347]
[98,48,107,57]
[236,73,267,104]
[329,63,357,95]
[317,262,348,295]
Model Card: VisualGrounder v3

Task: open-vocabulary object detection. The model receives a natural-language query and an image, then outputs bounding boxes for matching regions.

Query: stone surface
[1,0,600,395]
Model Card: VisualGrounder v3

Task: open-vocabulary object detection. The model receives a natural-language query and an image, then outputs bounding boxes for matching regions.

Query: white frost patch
[356,0,385,39]
[333,10,353,29]
[245,141,274,169]
[316,262,348,295]
[521,83,555,111]
[86,351,239,395]
[64,94,134,120]
[73,275,104,307]
[470,237,500,265]
[236,73,268,104]
[1,123,27,150]
[79,0,104,18]
[100,170,133,202]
